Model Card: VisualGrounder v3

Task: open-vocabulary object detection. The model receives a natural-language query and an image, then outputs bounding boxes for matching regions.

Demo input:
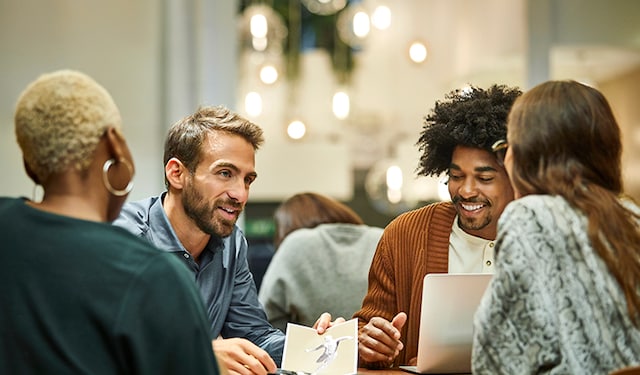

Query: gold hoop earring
[102,158,134,197]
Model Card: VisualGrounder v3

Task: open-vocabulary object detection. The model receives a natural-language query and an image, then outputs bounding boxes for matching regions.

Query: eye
[245,176,256,186]
[219,170,232,179]
[478,176,494,183]
[448,172,463,182]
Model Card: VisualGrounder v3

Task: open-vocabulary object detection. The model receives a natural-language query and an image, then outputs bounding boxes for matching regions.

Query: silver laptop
[400,273,492,374]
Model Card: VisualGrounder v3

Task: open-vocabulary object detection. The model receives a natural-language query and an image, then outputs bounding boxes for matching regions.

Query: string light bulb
[287,119,306,140]
[408,40,427,64]
[371,5,391,30]
[245,92,263,117]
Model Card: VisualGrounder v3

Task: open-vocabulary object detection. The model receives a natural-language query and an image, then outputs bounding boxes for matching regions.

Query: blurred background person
[259,192,383,331]
[0,70,221,374]
[473,80,640,374]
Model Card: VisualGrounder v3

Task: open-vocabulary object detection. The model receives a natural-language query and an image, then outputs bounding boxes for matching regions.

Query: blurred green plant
[239,0,355,84]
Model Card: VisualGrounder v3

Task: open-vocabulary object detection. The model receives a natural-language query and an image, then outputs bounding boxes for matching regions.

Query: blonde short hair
[14,70,122,183]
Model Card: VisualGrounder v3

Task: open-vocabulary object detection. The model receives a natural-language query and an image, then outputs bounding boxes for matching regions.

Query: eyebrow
[214,161,258,179]
[449,163,498,173]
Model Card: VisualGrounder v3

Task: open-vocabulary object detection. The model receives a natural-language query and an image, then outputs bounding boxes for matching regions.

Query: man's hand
[357,312,407,365]
[312,312,346,334]
[212,338,277,375]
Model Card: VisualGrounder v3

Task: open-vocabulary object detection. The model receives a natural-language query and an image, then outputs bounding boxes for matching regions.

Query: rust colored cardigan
[353,201,456,368]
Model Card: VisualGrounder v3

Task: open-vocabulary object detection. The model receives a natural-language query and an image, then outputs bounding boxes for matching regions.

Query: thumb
[391,312,408,330]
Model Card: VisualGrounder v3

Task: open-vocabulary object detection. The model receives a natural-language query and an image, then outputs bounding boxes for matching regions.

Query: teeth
[222,207,235,213]
[461,203,483,211]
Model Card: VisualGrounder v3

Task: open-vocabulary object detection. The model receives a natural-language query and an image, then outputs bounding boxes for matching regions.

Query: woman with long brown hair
[473,80,640,374]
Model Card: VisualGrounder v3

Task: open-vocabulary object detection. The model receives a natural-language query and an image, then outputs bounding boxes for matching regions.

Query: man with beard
[353,84,522,369]
[114,106,338,375]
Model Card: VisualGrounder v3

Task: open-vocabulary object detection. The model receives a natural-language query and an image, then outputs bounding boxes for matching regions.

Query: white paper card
[281,318,358,375]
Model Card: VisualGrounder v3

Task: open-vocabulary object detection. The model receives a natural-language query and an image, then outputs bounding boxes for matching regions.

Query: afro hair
[416,84,521,177]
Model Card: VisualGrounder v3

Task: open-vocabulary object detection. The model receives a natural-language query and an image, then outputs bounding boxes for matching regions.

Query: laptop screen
[412,273,492,374]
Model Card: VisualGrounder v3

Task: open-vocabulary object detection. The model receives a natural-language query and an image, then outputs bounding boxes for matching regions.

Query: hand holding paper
[281,318,358,375]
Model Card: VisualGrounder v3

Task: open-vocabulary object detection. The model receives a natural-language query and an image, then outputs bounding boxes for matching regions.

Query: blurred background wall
[1,0,639,234]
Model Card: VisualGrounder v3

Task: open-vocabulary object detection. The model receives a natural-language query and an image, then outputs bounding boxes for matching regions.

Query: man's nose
[458,178,478,198]
[227,178,249,203]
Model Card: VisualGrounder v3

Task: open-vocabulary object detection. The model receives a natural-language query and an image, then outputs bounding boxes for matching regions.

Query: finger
[362,319,403,356]
[213,338,275,375]
[322,316,346,332]
[313,312,332,333]
[224,361,252,375]
[242,345,277,373]
[212,347,246,375]
[358,339,397,363]
[253,354,276,374]
[242,360,268,375]
[370,316,400,339]
[391,312,407,331]
[390,312,407,339]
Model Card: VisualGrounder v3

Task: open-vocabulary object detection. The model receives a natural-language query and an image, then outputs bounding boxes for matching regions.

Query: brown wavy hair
[507,80,640,325]
[273,192,363,249]
[162,105,264,188]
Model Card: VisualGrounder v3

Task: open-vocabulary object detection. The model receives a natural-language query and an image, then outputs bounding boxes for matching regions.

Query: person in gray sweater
[259,192,383,331]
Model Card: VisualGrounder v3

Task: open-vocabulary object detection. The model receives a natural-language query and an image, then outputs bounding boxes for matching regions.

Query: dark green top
[0,197,220,375]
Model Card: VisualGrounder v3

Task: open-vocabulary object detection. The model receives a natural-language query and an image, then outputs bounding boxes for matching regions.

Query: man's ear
[165,157,187,190]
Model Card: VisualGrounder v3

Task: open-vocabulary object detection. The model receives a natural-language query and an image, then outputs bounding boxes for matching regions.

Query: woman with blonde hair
[0,70,221,374]
[473,80,640,374]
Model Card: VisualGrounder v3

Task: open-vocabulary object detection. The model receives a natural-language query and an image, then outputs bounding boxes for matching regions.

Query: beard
[181,182,241,238]
[451,195,492,232]
[456,214,491,232]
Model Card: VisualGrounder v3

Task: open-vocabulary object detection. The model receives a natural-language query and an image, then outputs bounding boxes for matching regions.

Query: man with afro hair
[353,84,522,369]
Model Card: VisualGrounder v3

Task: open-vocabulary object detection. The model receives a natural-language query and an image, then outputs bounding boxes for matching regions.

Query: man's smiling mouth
[460,203,486,211]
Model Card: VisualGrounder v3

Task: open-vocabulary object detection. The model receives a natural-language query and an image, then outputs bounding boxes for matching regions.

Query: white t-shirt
[448,216,495,273]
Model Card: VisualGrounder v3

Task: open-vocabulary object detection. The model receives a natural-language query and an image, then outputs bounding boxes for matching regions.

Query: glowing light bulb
[353,11,370,38]
[371,6,391,30]
[245,92,262,117]
[287,120,306,139]
[260,65,278,84]
[250,14,268,38]
[386,165,403,190]
[409,41,427,63]
[332,91,350,119]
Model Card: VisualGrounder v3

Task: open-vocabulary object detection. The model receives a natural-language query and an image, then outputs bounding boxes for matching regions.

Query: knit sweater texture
[259,223,383,332]
[473,195,640,374]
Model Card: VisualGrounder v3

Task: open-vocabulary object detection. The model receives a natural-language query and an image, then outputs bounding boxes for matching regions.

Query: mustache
[217,199,243,210]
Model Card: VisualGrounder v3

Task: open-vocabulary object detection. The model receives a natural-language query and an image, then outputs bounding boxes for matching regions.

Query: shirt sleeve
[472,201,561,374]
[258,248,293,333]
[113,253,220,375]
[352,232,400,369]
[220,235,286,366]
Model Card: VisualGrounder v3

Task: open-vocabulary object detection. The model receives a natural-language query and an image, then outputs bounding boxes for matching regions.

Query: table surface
[357,368,406,375]
[356,368,470,375]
